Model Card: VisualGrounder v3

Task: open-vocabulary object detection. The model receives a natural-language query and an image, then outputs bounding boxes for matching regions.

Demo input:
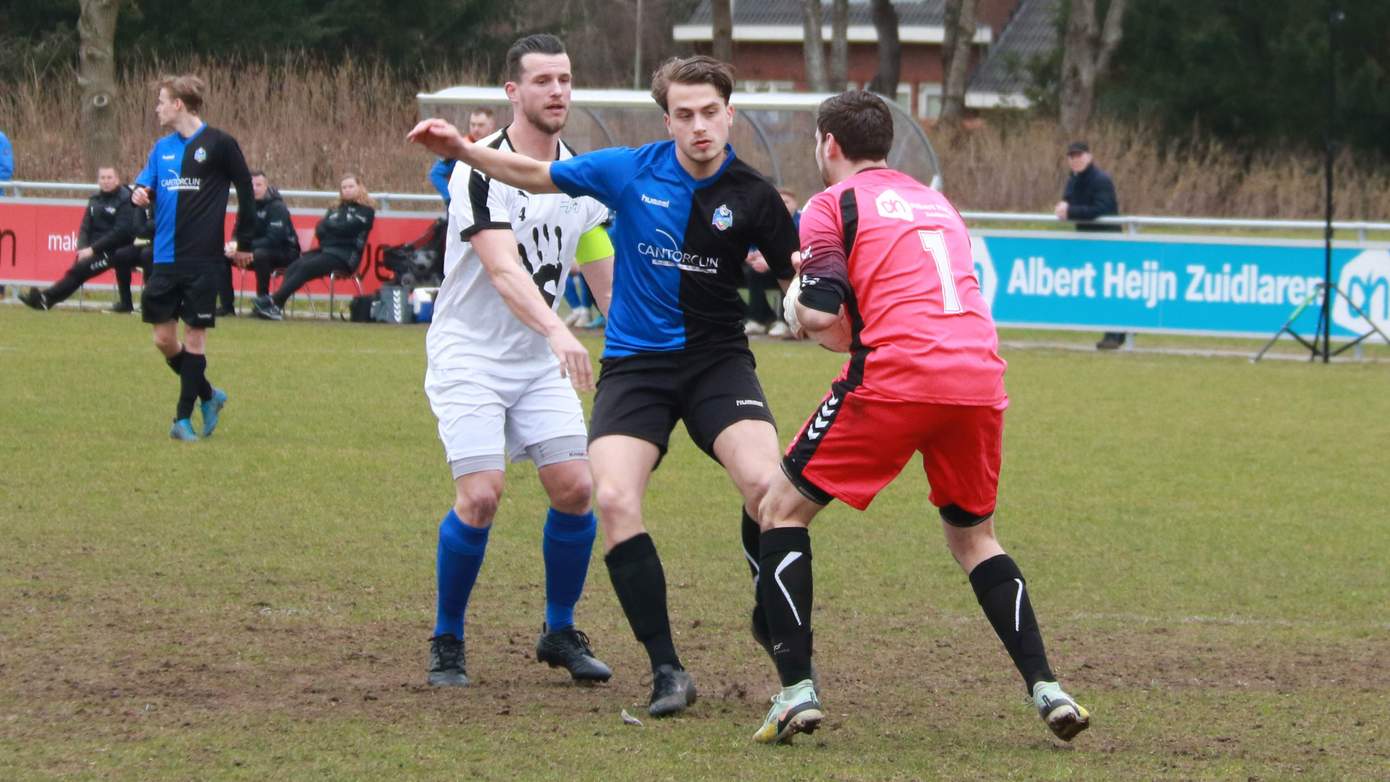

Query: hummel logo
[819,395,839,418]
[640,193,670,208]
[735,399,765,407]
[197,313,214,318]
[805,394,839,441]
[161,154,176,161]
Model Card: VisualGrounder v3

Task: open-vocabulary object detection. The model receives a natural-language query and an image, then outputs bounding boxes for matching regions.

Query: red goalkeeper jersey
[798,167,1007,407]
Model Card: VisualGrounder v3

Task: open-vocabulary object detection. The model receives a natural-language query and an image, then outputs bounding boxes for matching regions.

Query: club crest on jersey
[712,204,734,232]
[194,147,207,163]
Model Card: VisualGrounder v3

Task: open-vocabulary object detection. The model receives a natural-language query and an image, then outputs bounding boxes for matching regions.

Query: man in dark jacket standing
[20,166,139,311]
[1054,141,1125,349]
[235,169,300,299]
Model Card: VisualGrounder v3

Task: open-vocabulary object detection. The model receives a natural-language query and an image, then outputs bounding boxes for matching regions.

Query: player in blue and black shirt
[410,55,800,719]
[132,74,256,442]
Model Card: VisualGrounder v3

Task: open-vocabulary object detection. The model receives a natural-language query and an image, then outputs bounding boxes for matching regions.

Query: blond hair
[156,74,207,114]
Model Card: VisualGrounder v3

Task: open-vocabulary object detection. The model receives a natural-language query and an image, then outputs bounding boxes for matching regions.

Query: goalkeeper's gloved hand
[781,276,805,338]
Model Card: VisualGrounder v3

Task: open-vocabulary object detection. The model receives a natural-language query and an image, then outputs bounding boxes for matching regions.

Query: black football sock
[165,350,185,376]
[167,350,212,401]
[176,352,207,421]
[605,533,681,671]
[742,508,769,633]
[758,526,814,687]
[742,508,761,582]
[196,357,213,402]
[969,554,1056,692]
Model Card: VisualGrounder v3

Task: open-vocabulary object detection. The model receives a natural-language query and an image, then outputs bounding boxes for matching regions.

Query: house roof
[674,0,1059,109]
[675,0,992,45]
[967,0,1059,107]
[682,0,947,27]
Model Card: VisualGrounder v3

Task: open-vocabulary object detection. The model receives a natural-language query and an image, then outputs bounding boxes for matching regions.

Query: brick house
[673,0,1059,119]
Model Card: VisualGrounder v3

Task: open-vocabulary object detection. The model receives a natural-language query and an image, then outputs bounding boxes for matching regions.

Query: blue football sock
[434,509,490,640]
[542,508,597,631]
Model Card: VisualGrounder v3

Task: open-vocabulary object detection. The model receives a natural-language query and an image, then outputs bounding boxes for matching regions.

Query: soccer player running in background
[418,34,615,689]
[410,56,799,716]
[131,75,255,442]
[754,91,1089,744]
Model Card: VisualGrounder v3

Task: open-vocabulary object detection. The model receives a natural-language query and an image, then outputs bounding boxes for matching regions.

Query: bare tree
[938,0,977,126]
[1059,0,1127,137]
[829,0,849,90]
[711,0,733,64]
[800,0,828,92]
[868,0,900,97]
[78,0,120,177]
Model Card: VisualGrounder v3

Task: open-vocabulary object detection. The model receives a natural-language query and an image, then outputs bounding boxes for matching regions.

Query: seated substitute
[21,165,139,311]
[106,202,155,313]
[233,169,301,300]
[252,172,375,320]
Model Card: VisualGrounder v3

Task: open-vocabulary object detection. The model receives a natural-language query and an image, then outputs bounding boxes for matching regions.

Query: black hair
[507,34,567,82]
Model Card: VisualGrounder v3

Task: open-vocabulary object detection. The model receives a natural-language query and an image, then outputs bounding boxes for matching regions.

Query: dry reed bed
[3,60,1388,220]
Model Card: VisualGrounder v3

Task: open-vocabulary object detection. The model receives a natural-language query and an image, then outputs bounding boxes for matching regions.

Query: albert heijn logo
[1333,249,1390,335]
[875,189,913,223]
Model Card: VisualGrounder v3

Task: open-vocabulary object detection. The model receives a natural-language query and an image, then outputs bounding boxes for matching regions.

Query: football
[807,306,852,353]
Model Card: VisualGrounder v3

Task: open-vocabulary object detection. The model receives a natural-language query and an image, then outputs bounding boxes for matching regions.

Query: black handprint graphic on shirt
[517,223,564,307]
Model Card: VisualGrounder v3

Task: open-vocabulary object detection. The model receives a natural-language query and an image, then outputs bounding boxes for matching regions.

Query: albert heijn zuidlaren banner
[0,197,436,297]
[971,231,1390,339]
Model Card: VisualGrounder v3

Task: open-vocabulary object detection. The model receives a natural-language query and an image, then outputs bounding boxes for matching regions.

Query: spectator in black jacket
[1054,141,1125,349]
[252,172,375,320]
[20,166,139,311]
[233,170,301,299]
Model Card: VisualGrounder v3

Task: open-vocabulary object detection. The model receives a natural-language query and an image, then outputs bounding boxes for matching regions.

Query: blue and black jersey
[550,141,798,358]
[135,124,255,269]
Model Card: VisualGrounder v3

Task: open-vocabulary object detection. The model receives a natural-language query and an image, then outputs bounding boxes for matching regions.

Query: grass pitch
[2,304,1388,781]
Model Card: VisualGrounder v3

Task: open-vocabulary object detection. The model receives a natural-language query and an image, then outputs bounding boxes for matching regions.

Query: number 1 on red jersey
[919,229,963,314]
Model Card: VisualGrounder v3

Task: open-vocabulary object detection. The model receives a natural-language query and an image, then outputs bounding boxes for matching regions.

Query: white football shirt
[426,128,609,377]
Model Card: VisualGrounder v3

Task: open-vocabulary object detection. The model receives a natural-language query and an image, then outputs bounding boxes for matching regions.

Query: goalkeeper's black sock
[605,533,681,672]
[758,526,814,687]
[969,554,1055,692]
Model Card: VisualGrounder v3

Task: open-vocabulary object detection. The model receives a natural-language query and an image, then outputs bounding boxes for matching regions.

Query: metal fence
[5,180,1390,238]
[0,180,440,214]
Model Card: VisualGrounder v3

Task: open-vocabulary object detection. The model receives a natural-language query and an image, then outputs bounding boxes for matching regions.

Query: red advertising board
[0,198,438,297]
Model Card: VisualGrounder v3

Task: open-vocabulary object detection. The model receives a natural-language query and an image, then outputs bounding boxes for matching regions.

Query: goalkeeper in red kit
[749,90,1090,745]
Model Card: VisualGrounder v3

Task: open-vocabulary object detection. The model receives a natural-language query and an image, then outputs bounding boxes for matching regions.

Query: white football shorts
[425,365,588,471]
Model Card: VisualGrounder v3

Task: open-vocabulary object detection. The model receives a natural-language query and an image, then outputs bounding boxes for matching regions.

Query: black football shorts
[141,265,219,328]
[588,344,777,465]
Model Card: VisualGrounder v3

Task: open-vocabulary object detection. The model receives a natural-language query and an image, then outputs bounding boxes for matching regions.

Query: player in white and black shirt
[417,34,617,690]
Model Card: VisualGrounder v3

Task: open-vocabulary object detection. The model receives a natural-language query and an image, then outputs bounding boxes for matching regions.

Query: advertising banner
[0,198,437,298]
[973,231,1390,339]
[7,199,1388,341]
